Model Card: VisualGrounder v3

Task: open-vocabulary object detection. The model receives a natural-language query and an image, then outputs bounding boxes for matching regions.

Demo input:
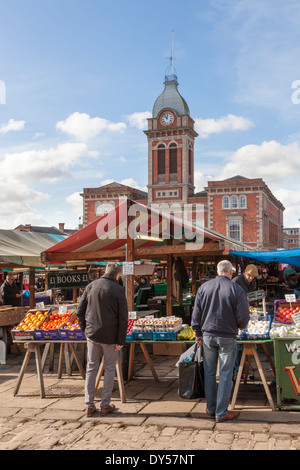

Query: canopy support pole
[29,267,35,309]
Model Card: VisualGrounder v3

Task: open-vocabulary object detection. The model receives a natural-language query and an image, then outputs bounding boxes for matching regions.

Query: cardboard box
[153,342,187,356]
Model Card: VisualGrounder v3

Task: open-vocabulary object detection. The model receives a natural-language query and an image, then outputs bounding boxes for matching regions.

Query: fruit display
[39,309,75,331]
[127,319,137,336]
[177,324,196,341]
[275,305,300,323]
[14,310,48,331]
[274,300,300,323]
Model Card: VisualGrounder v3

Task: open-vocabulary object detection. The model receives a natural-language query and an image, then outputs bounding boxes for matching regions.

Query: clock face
[161,112,174,126]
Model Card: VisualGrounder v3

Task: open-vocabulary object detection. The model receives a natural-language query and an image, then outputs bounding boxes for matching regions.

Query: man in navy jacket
[191,260,250,422]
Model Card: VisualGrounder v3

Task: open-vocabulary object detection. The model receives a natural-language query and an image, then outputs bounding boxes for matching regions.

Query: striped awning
[42,199,251,264]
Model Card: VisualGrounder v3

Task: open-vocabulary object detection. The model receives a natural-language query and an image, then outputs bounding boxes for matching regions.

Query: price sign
[36,302,45,309]
[292,311,300,326]
[59,305,67,315]
[123,262,134,276]
[129,311,137,319]
[285,294,296,303]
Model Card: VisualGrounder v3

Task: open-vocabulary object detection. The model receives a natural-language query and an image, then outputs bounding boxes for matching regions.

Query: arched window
[231,196,238,209]
[223,196,230,209]
[95,201,115,216]
[157,144,165,182]
[169,143,177,182]
[240,195,247,209]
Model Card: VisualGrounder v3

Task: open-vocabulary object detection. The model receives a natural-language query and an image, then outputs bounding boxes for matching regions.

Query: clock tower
[145,69,198,205]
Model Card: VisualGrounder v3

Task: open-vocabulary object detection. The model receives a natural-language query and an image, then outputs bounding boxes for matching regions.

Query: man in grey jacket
[191,260,250,423]
[77,262,128,417]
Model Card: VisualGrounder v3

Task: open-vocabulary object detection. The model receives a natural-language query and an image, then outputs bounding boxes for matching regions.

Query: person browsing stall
[76,262,128,417]
[191,260,250,423]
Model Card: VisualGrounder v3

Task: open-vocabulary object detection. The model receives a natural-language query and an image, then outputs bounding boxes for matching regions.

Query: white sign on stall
[123,262,134,276]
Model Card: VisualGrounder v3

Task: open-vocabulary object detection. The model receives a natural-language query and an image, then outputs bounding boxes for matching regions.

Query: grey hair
[217,260,233,274]
[105,262,122,277]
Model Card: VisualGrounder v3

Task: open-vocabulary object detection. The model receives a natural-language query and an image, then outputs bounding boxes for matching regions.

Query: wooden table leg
[128,343,135,381]
[140,343,159,382]
[34,344,45,399]
[116,352,126,403]
[95,357,104,391]
[13,347,32,396]
[244,353,252,384]
[64,343,72,376]
[230,344,247,410]
[252,346,275,411]
[49,343,55,371]
[68,343,86,379]
[41,343,50,371]
[58,343,64,378]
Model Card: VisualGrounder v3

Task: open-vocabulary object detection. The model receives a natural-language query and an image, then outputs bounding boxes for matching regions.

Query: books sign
[49,272,90,289]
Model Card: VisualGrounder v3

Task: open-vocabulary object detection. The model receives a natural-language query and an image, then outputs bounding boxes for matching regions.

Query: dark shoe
[206,408,215,419]
[215,411,237,423]
[85,407,96,417]
[100,403,116,415]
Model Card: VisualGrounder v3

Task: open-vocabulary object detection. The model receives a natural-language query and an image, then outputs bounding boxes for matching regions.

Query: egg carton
[243,315,272,340]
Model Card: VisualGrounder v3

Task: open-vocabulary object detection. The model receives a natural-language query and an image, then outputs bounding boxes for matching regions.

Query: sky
[1,0,300,230]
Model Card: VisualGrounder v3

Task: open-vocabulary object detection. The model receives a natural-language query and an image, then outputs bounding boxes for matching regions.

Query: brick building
[283,227,300,249]
[80,70,286,250]
[80,182,147,226]
[200,176,285,250]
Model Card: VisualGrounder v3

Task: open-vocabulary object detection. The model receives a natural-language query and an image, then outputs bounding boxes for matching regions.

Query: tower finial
[165,30,178,82]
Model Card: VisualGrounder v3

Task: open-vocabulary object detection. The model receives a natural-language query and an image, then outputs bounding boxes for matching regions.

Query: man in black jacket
[0,274,23,306]
[191,260,250,423]
[77,262,128,417]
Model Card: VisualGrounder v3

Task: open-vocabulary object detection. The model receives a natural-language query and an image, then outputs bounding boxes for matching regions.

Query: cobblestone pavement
[1,343,300,451]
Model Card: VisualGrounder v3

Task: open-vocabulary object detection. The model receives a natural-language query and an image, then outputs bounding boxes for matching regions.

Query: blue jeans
[203,335,237,420]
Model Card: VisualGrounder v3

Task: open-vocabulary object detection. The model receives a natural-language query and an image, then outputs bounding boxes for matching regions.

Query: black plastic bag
[178,343,205,399]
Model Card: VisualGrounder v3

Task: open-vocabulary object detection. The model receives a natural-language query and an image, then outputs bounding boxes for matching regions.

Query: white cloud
[273,187,300,227]
[194,114,254,138]
[0,118,25,134]
[114,156,126,163]
[66,192,83,216]
[126,111,152,130]
[56,112,127,141]
[100,177,147,193]
[216,140,300,183]
[0,142,98,184]
[194,171,213,193]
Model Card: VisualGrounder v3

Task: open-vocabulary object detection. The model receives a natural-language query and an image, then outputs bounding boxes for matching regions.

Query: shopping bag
[175,343,201,367]
[178,343,205,399]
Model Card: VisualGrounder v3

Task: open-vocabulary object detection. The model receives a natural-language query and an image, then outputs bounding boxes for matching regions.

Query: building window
[157,144,165,182]
[223,196,230,209]
[240,195,247,209]
[229,220,241,241]
[95,201,115,216]
[169,143,177,182]
[231,196,238,209]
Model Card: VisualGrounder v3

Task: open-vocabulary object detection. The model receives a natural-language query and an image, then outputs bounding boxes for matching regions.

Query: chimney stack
[58,223,65,231]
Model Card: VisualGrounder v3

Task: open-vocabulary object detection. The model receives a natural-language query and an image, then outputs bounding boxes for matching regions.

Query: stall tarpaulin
[230,248,300,269]
[0,230,67,268]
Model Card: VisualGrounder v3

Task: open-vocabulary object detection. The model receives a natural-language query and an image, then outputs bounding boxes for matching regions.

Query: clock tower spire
[145,55,198,205]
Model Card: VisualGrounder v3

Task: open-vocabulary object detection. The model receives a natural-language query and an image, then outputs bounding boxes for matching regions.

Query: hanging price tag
[285,294,296,303]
